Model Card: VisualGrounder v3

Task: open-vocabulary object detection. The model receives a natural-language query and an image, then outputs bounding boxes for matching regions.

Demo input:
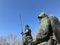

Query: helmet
[25,25,29,29]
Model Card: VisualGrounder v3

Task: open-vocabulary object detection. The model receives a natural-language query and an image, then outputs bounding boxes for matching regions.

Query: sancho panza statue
[21,25,33,45]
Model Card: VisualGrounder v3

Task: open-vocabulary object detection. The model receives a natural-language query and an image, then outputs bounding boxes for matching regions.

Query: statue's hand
[21,32,24,35]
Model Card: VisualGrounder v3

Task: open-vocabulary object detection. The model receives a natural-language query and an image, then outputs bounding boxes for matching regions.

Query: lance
[20,15,23,45]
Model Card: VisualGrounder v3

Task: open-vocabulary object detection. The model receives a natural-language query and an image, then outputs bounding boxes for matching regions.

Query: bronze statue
[21,25,33,45]
[21,12,60,45]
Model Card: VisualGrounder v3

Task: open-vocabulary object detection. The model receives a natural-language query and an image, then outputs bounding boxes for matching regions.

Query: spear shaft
[20,15,23,45]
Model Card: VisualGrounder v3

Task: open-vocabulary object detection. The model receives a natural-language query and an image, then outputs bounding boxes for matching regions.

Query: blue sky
[0,0,60,39]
